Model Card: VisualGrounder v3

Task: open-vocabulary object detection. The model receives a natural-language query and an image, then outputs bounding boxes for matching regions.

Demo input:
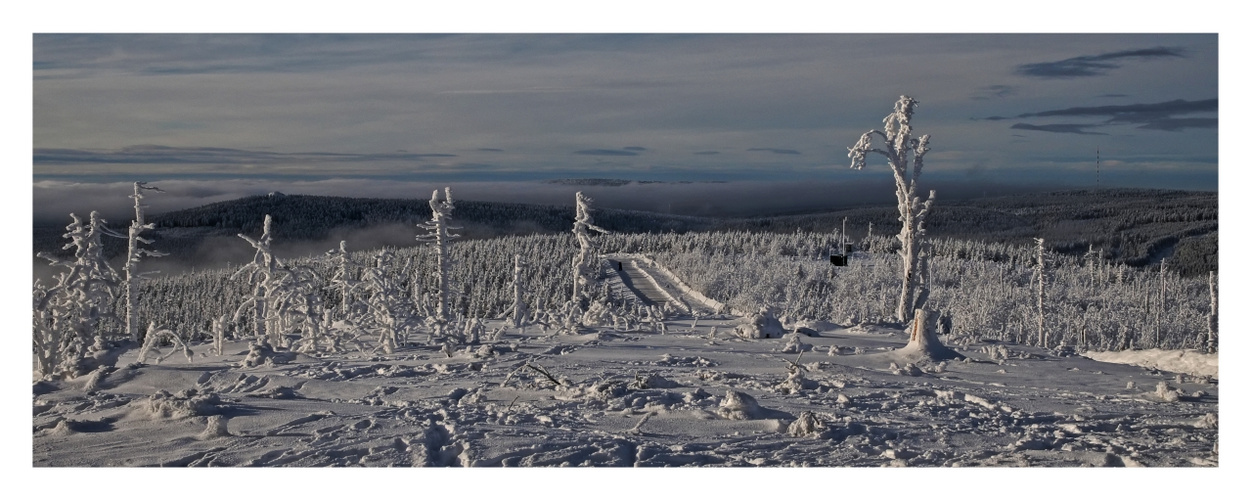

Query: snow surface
[1082,348,1218,379]
[34,315,1219,468]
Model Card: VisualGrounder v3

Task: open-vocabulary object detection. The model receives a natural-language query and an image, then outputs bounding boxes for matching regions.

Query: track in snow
[605,254,722,316]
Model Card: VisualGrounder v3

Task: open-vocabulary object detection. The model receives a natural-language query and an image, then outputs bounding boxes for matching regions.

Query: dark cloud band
[1016,46,1185,79]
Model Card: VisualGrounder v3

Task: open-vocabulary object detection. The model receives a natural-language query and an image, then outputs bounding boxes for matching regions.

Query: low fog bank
[33,177,1061,224]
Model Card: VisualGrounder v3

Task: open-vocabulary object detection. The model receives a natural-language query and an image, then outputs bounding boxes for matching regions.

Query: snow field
[34,316,1218,467]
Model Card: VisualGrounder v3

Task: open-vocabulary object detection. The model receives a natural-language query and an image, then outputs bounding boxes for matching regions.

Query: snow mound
[718,390,764,420]
[787,411,826,437]
[146,389,225,418]
[735,308,786,339]
[1082,349,1217,378]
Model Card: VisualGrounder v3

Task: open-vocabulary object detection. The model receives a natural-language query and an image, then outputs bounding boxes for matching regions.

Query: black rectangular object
[830,255,846,266]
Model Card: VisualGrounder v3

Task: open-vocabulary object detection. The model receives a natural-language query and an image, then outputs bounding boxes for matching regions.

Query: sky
[31,32,1219,217]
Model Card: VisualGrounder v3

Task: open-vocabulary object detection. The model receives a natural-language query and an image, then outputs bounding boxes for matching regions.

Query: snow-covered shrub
[146,389,223,419]
[135,322,193,364]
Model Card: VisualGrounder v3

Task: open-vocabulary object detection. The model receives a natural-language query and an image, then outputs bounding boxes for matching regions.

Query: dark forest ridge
[33,188,1216,278]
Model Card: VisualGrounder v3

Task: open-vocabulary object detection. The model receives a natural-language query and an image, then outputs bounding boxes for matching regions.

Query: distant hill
[33,188,1217,278]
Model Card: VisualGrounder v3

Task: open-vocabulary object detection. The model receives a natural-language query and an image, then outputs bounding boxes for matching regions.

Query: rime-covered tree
[1206,271,1217,353]
[122,182,167,343]
[571,192,610,305]
[270,263,328,353]
[1033,238,1049,348]
[362,249,414,353]
[325,240,361,320]
[35,212,122,376]
[417,188,460,343]
[234,214,280,345]
[848,95,935,323]
[508,254,529,330]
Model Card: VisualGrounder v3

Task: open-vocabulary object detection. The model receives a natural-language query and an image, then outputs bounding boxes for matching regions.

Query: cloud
[971,85,1017,100]
[1134,118,1218,131]
[1016,46,1186,78]
[623,146,647,151]
[1021,98,1216,120]
[33,145,457,166]
[746,148,801,155]
[572,149,640,156]
[693,151,720,155]
[1010,123,1108,135]
[997,98,1217,134]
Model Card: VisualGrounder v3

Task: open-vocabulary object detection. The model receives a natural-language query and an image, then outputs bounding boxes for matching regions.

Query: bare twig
[630,411,654,435]
[525,362,566,387]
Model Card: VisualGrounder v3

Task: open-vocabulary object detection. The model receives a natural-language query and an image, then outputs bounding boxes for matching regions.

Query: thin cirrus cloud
[1009,123,1107,136]
[572,149,640,157]
[1015,46,1186,79]
[994,98,1217,135]
[33,145,457,165]
[747,148,801,155]
[971,85,1018,100]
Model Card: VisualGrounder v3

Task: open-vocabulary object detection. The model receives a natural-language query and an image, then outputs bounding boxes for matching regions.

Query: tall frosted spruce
[122,182,167,343]
[847,95,935,323]
[418,188,459,342]
[571,191,610,306]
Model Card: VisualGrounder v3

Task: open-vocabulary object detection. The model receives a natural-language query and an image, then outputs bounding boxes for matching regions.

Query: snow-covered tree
[362,249,413,353]
[35,212,122,376]
[1206,271,1217,353]
[234,214,279,345]
[418,188,459,343]
[325,240,361,320]
[508,254,529,330]
[270,263,328,353]
[571,191,610,305]
[848,95,935,323]
[1033,238,1049,348]
[122,182,167,343]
